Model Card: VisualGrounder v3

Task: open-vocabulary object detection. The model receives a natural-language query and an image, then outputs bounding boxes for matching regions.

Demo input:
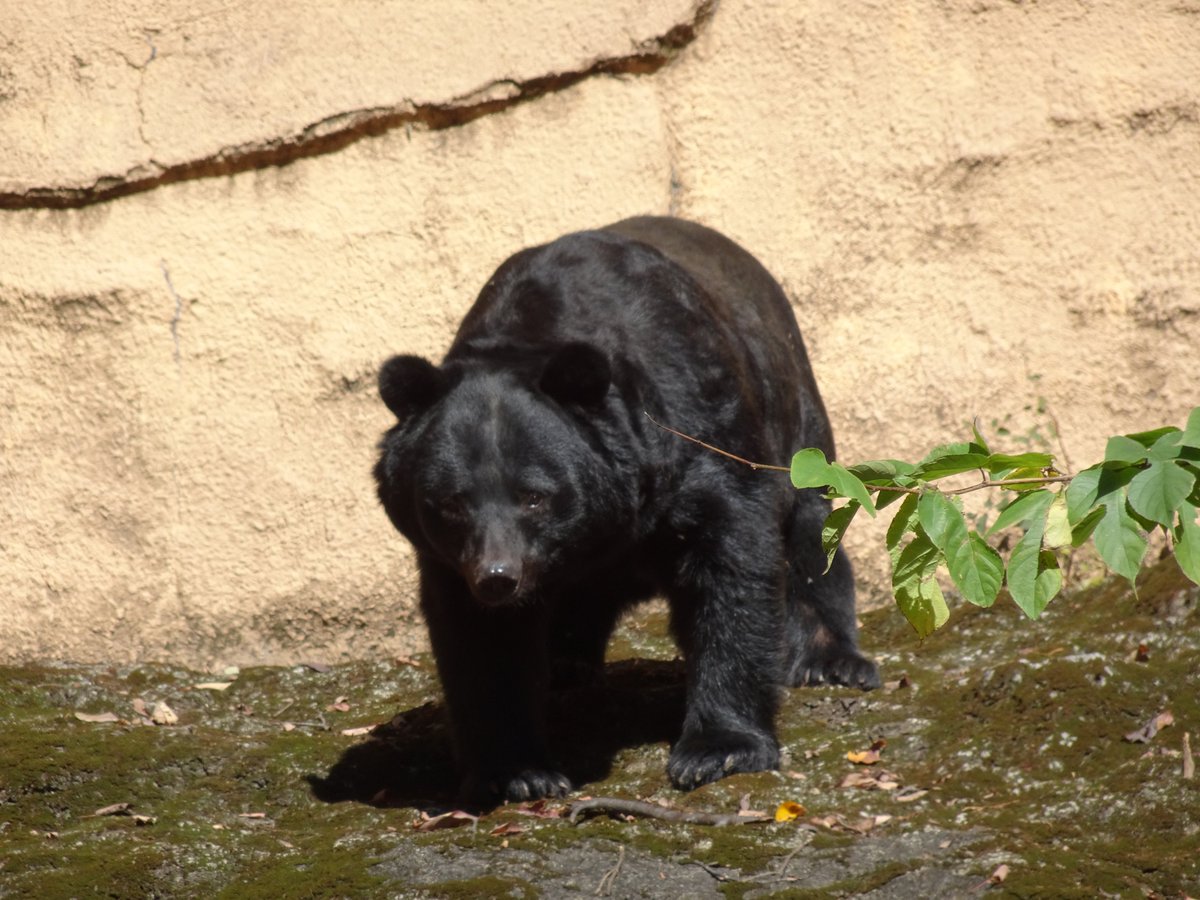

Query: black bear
[374,216,878,805]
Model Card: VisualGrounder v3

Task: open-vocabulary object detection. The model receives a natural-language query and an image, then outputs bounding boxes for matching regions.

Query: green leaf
[1105,435,1149,465]
[971,419,991,455]
[917,491,969,554]
[892,533,949,638]
[986,452,1054,474]
[1033,550,1063,616]
[894,574,950,638]
[790,448,831,489]
[1182,407,1200,450]
[821,502,860,573]
[1070,506,1105,547]
[1066,462,1137,523]
[917,441,973,463]
[1066,465,1103,524]
[1125,425,1182,449]
[892,531,942,586]
[790,449,876,516]
[1175,511,1200,586]
[946,532,1004,608]
[1146,430,1184,462]
[826,462,878,516]
[1127,460,1195,527]
[886,493,920,567]
[1007,516,1060,619]
[988,489,1055,536]
[911,452,990,481]
[846,459,917,483]
[1043,492,1073,549]
[1093,496,1147,585]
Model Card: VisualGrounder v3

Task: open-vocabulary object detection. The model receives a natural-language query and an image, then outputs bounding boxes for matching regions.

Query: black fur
[374,216,878,806]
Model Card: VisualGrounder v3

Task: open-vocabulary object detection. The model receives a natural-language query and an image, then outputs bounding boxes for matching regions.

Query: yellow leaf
[774,801,806,822]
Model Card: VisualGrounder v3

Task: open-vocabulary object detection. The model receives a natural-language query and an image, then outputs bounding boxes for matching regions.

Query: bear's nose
[473,565,519,604]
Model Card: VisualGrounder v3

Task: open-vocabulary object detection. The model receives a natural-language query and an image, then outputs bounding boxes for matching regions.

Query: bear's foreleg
[417,562,571,805]
[664,516,786,790]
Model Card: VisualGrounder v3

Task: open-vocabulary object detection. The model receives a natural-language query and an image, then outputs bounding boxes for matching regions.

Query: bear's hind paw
[788,647,880,691]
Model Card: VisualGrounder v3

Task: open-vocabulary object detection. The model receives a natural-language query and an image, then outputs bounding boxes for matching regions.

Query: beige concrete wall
[2,0,1197,667]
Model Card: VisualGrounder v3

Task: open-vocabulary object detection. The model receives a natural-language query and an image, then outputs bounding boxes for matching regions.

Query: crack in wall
[160,260,183,367]
[0,2,714,212]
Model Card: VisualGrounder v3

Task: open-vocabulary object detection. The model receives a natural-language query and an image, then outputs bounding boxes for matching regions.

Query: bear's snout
[468,560,523,605]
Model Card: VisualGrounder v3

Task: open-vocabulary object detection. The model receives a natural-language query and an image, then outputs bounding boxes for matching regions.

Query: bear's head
[375,343,633,606]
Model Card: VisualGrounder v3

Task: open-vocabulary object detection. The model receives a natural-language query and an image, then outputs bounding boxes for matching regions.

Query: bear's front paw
[459,767,572,806]
[789,646,880,691]
[667,729,780,791]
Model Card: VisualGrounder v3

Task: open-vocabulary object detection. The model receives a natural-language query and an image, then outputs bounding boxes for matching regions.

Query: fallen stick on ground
[569,797,770,826]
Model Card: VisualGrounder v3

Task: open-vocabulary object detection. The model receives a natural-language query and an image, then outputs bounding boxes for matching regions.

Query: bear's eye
[520,491,547,511]
[437,495,469,523]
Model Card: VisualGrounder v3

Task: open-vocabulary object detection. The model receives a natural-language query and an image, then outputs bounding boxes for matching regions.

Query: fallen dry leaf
[1124,710,1174,743]
[883,673,912,692]
[340,725,373,737]
[412,810,478,832]
[846,739,887,765]
[195,681,234,692]
[774,801,806,822]
[74,711,120,724]
[87,803,133,818]
[150,701,178,726]
[1184,733,1195,780]
[133,815,156,826]
[838,769,901,791]
[488,822,526,837]
[513,800,565,819]
[326,696,351,713]
[809,813,891,834]
[238,812,268,819]
[894,786,930,803]
[989,863,1010,884]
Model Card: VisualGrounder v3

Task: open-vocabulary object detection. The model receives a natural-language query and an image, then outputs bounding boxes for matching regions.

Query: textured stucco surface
[1,0,1197,667]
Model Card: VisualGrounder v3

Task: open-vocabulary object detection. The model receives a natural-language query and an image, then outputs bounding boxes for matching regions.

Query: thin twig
[643,413,790,473]
[595,845,625,896]
[947,474,1074,495]
[569,797,770,826]
[644,413,1075,497]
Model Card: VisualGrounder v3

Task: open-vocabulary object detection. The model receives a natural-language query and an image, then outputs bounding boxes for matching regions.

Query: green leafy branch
[790,406,1200,637]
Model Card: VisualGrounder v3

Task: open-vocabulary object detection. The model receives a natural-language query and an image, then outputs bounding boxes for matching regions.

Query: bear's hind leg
[782,490,880,690]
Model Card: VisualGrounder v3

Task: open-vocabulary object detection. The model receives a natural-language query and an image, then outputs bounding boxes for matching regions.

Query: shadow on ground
[307,658,686,810]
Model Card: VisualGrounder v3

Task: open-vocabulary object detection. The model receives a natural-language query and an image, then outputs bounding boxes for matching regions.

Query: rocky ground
[2,557,1197,898]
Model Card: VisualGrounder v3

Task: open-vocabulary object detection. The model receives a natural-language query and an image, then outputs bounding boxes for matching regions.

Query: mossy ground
[2,558,1197,898]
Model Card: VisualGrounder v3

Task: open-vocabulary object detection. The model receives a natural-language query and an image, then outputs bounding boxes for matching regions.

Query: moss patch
[2,558,1197,897]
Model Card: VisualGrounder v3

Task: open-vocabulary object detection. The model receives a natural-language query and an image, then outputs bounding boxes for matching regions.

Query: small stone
[150,701,179,726]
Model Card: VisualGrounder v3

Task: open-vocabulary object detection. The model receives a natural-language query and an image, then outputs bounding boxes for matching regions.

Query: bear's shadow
[306,657,686,811]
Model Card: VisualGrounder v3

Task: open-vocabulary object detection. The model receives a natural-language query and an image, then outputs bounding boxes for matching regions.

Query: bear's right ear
[378,355,444,422]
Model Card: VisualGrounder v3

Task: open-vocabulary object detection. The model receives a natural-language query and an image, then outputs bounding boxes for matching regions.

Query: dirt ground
[2,556,1197,898]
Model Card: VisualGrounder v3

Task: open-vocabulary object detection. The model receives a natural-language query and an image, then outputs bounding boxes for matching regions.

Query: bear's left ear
[378,354,445,423]
[539,342,611,408]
